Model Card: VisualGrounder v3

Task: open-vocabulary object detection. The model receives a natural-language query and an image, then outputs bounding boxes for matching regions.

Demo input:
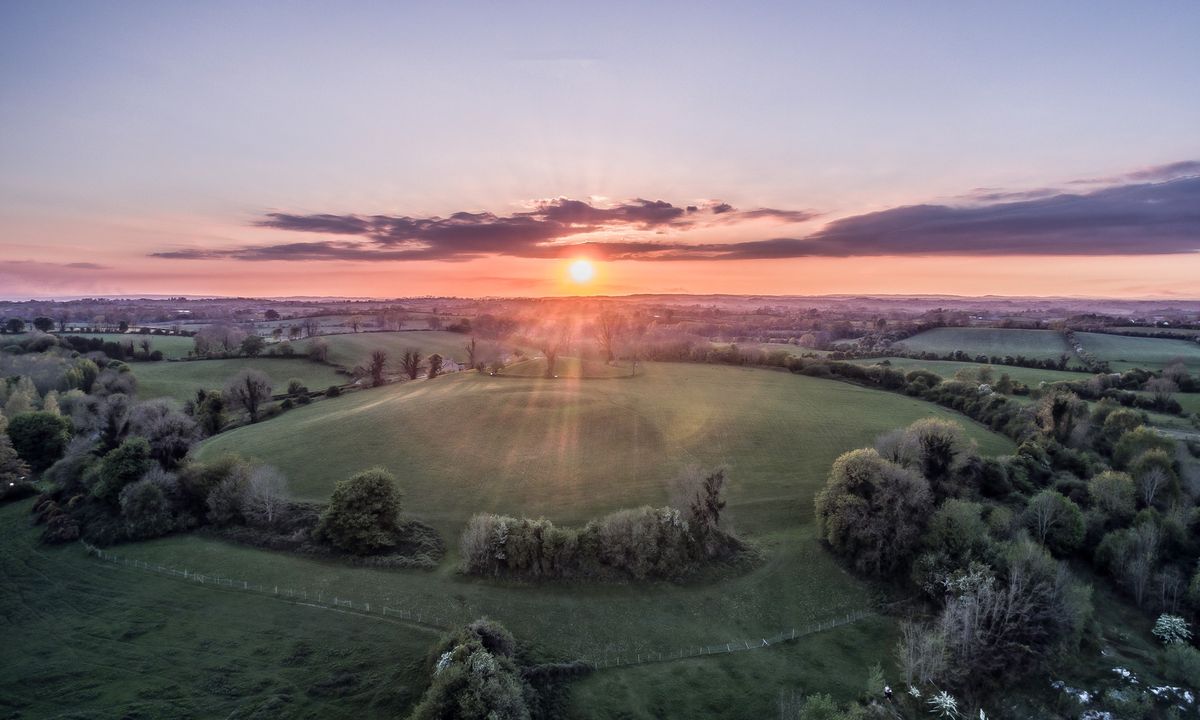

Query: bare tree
[595,310,626,364]
[1144,377,1178,407]
[243,465,289,528]
[223,369,273,423]
[302,317,320,338]
[349,315,364,333]
[1136,466,1169,507]
[537,321,573,378]
[1125,522,1159,607]
[399,349,423,380]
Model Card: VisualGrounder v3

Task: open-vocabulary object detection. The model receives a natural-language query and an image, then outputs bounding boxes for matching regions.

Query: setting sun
[568,258,595,284]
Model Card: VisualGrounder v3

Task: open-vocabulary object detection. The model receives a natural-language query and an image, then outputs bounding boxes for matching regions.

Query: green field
[502,356,632,378]
[1075,331,1200,371]
[134,359,346,404]
[1107,326,1200,338]
[896,327,1077,363]
[129,362,1014,717]
[0,501,436,718]
[851,357,1091,386]
[292,331,494,370]
[56,332,197,359]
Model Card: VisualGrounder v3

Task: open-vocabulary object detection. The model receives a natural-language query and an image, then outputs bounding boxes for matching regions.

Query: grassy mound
[133,358,345,404]
[197,362,1012,534]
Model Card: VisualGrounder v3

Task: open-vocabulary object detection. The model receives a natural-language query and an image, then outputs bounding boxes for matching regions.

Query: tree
[360,348,389,386]
[307,337,329,363]
[129,399,200,468]
[223,369,273,422]
[349,315,364,332]
[399,349,423,380]
[302,318,320,337]
[535,321,572,378]
[0,434,31,484]
[240,334,265,357]
[1024,490,1084,555]
[1144,377,1178,408]
[5,318,25,334]
[1034,390,1089,445]
[427,315,442,330]
[119,478,175,539]
[7,411,71,471]
[427,353,443,379]
[670,467,730,556]
[465,337,479,370]
[242,465,289,528]
[1113,426,1175,469]
[815,448,932,576]
[595,310,626,364]
[32,317,54,332]
[1153,614,1193,646]
[194,323,247,356]
[1130,448,1176,507]
[92,437,153,504]
[264,309,281,321]
[192,390,225,436]
[877,418,976,499]
[1088,470,1135,521]
[314,467,403,554]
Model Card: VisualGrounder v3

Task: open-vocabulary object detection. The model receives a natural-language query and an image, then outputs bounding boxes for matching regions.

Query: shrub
[119,478,175,539]
[1162,645,1200,688]
[325,385,342,398]
[1023,490,1084,556]
[313,467,403,554]
[91,437,153,505]
[409,619,531,720]
[1152,614,1192,646]
[7,411,72,471]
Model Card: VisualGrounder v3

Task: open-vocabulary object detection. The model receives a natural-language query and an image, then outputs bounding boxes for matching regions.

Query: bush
[409,619,532,720]
[119,478,175,539]
[7,411,72,471]
[1162,645,1200,688]
[91,437,153,505]
[325,385,342,398]
[313,467,403,554]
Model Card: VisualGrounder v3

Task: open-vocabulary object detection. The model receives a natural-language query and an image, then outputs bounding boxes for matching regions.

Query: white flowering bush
[927,690,959,718]
[1153,614,1192,646]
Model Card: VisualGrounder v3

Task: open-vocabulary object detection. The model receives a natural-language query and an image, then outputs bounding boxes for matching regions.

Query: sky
[1,1,1199,299]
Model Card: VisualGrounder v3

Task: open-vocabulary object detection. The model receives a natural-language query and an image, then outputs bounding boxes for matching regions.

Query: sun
[568,258,595,284]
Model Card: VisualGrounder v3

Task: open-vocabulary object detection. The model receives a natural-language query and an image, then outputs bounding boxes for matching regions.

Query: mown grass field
[134,358,346,404]
[0,501,436,719]
[1075,331,1200,371]
[57,332,196,359]
[850,357,1090,386]
[292,331,494,370]
[502,356,632,378]
[119,362,1014,717]
[896,327,1078,364]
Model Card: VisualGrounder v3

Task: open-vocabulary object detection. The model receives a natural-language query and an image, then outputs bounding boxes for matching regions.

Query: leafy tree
[1087,470,1135,521]
[129,399,200,468]
[427,353,444,379]
[4,318,25,334]
[361,348,389,386]
[1034,390,1089,445]
[1152,614,1192,646]
[1129,448,1176,507]
[314,467,403,554]
[307,337,329,362]
[223,369,273,422]
[119,478,175,539]
[409,619,531,720]
[0,434,31,483]
[7,411,71,471]
[465,337,478,369]
[193,390,225,436]
[1112,426,1175,469]
[815,448,932,576]
[400,349,423,380]
[595,310,626,363]
[32,317,54,332]
[240,334,265,357]
[92,437,153,504]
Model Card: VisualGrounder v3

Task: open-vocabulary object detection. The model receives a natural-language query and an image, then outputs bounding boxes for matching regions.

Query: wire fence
[80,541,873,672]
[79,541,458,631]
[584,609,874,669]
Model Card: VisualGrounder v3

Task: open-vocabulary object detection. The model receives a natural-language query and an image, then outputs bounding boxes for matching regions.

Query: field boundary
[79,541,457,631]
[584,609,874,670]
[81,541,874,672]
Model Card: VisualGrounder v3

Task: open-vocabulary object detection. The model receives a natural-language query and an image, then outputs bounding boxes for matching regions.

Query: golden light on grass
[567,258,595,284]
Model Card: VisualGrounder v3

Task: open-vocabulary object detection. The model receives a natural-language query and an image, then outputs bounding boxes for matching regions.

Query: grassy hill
[896,327,1077,363]
[197,362,1012,533]
[292,330,493,370]
[134,358,346,404]
[502,356,632,378]
[1075,331,1200,371]
[0,501,435,718]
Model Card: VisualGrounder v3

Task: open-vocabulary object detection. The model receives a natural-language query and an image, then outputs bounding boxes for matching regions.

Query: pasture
[133,358,346,404]
[896,327,1077,364]
[1075,331,1200,371]
[292,330,496,370]
[850,357,1091,386]
[0,501,436,718]
[177,363,1013,715]
[57,332,196,359]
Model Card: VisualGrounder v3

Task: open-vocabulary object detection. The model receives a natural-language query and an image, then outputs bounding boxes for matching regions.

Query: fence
[80,541,873,672]
[584,609,873,669]
[79,541,458,631]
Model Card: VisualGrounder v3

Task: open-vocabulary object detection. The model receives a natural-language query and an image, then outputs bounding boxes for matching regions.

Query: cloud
[1069,159,1200,186]
[151,167,1200,262]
